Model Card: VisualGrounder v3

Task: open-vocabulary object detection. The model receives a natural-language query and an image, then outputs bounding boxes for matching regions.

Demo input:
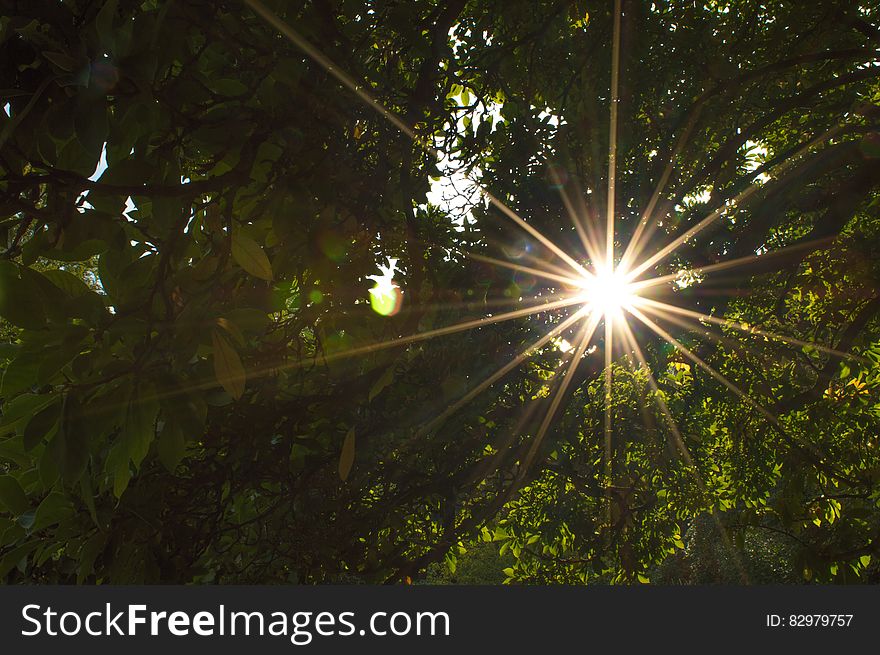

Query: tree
[1,0,879,584]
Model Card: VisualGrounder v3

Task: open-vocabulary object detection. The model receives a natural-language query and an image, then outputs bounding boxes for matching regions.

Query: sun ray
[464,251,587,289]
[626,122,845,281]
[615,317,750,583]
[616,319,689,462]
[600,0,623,521]
[244,0,418,141]
[635,297,864,362]
[415,306,592,437]
[349,290,569,320]
[625,305,851,480]
[243,0,591,283]
[239,0,866,578]
[605,0,623,268]
[633,303,800,388]
[619,106,705,272]
[629,235,835,293]
[551,168,605,267]
[627,305,782,424]
[638,302,772,359]
[518,311,603,478]
[288,295,587,372]
[100,293,587,420]
[603,310,614,524]
[518,248,596,282]
[480,189,594,278]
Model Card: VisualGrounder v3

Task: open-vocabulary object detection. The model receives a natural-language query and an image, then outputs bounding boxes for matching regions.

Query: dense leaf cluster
[1,0,879,583]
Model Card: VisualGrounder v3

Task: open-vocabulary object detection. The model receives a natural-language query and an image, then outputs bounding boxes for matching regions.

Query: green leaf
[17,510,35,530]
[225,308,271,335]
[0,540,38,578]
[77,531,107,583]
[123,386,160,469]
[23,400,61,451]
[0,261,46,329]
[0,393,52,432]
[102,385,159,498]
[74,92,109,156]
[212,329,246,400]
[572,10,590,29]
[158,420,185,473]
[1,522,25,547]
[36,328,90,387]
[95,0,119,51]
[32,493,75,532]
[232,232,273,281]
[159,386,207,439]
[0,353,40,397]
[60,398,90,484]
[0,475,29,515]
[40,431,63,488]
[106,440,131,499]
[216,317,245,347]
[42,269,92,297]
[289,443,308,472]
[214,78,249,96]
[80,475,98,528]
[338,428,355,481]
[42,51,79,72]
[444,551,457,574]
[369,365,395,402]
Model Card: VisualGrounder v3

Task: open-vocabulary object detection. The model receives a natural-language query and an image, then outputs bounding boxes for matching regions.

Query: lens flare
[578,265,639,319]
[368,257,403,316]
[243,0,863,584]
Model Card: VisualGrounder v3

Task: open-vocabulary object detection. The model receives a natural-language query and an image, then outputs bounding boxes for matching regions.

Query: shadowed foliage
[1,0,879,584]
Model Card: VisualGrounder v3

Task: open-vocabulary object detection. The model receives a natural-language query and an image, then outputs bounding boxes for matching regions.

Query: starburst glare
[244,0,862,576]
[577,263,640,321]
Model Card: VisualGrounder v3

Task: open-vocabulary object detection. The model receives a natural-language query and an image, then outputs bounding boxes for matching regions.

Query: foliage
[1,0,880,584]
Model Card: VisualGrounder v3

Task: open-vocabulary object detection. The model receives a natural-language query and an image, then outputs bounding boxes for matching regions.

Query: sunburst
[243,0,863,580]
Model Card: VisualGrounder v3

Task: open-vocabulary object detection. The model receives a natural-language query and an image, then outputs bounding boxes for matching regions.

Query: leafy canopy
[1,0,880,584]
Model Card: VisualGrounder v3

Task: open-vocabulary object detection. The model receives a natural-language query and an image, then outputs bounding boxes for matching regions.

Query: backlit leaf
[212,329,246,400]
[231,232,273,281]
[338,428,355,481]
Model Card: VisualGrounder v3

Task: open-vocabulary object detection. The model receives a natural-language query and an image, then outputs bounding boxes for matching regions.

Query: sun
[578,265,640,319]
